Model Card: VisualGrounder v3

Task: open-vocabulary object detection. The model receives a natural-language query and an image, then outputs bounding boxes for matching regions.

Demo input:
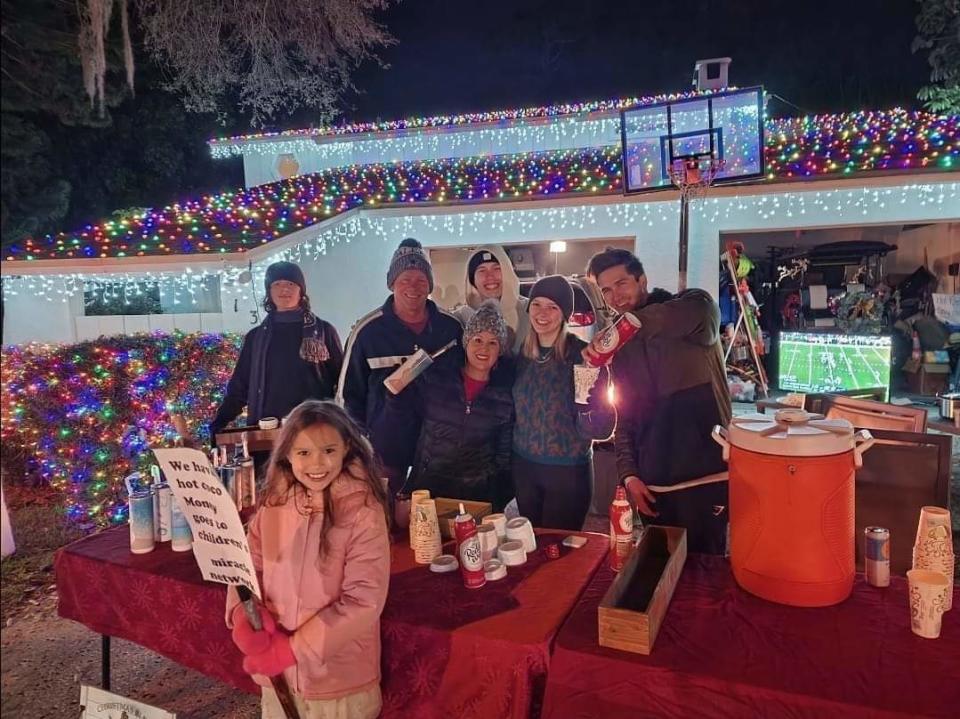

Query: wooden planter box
[434,497,493,539]
[598,525,687,655]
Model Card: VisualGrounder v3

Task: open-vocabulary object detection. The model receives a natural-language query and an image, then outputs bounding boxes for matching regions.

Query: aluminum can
[128,491,155,554]
[454,508,486,589]
[152,482,172,542]
[238,457,256,509]
[586,313,642,367]
[219,463,240,509]
[170,497,193,552]
[864,527,890,587]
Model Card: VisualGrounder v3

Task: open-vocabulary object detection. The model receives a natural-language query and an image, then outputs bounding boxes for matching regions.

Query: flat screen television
[777,332,892,398]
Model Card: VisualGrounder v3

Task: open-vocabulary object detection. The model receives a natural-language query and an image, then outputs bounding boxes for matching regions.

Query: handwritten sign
[80,685,176,719]
[932,293,960,326]
[152,447,260,599]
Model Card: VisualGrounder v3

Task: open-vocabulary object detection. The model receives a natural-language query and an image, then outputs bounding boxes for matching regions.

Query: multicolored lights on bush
[4,108,957,263]
[0,333,240,525]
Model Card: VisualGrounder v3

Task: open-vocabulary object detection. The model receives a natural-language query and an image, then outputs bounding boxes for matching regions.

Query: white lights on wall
[3,182,955,303]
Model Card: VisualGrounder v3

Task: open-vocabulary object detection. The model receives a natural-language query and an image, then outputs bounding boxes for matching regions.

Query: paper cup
[907,569,950,639]
[573,364,602,405]
[482,513,507,541]
[478,524,499,562]
[506,516,537,553]
[915,506,952,546]
[913,546,955,612]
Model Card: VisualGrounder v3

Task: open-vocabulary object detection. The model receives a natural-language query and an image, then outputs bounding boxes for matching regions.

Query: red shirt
[463,373,488,403]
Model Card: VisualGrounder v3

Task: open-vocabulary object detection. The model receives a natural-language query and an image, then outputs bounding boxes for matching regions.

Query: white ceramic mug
[482,513,507,541]
[573,364,602,405]
[478,524,499,562]
[506,516,537,553]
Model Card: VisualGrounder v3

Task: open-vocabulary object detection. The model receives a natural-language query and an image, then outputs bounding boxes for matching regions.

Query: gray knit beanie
[387,238,434,292]
[463,299,509,349]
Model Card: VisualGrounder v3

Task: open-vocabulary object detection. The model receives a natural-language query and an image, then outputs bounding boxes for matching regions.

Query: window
[83,277,222,316]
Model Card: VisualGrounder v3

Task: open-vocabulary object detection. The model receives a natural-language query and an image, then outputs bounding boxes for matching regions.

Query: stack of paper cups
[482,513,507,543]
[412,498,442,565]
[506,517,537,553]
[912,506,955,611]
[409,490,431,549]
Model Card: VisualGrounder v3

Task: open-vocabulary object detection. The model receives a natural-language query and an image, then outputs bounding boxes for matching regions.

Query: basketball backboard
[620,86,765,194]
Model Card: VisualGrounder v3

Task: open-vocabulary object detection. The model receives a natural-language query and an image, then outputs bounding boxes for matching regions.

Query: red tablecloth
[542,554,960,719]
[56,526,606,718]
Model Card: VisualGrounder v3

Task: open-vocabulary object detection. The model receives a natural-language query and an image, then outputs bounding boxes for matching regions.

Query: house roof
[206,89,718,156]
[5,108,956,263]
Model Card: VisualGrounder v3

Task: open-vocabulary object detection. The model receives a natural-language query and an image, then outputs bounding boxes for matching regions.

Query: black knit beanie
[527,275,574,319]
[467,249,500,288]
[264,261,306,295]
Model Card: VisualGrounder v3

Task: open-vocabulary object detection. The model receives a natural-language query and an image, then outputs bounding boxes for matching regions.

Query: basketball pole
[678,194,690,293]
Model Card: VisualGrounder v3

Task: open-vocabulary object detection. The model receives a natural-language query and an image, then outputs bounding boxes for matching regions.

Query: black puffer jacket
[378,353,515,509]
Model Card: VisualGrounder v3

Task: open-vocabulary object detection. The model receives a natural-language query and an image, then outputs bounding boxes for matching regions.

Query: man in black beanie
[210,260,343,447]
[337,238,462,492]
[452,245,529,355]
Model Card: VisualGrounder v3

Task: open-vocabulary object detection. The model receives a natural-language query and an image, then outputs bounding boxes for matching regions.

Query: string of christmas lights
[0,333,240,525]
[206,89,721,155]
[4,109,955,265]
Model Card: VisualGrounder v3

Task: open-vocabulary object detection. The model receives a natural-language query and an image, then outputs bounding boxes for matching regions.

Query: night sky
[328,0,930,126]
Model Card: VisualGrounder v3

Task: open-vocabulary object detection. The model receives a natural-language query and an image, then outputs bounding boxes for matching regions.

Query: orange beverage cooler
[713,409,875,607]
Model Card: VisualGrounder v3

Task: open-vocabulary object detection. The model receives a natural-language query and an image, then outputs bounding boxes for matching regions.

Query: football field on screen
[778,339,890,393]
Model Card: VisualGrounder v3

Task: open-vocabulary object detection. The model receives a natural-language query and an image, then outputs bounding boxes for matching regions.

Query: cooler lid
[727,409,856,457]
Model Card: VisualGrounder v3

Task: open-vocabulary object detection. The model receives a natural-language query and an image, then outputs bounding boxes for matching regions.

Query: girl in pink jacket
[226,400,391,719]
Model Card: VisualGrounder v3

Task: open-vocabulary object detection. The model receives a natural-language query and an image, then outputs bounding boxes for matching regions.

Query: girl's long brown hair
[261,400,390,554]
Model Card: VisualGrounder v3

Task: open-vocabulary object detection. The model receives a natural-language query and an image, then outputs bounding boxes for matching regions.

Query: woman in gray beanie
[372,299,515,509]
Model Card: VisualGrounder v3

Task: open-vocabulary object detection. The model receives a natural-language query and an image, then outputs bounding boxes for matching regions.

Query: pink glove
[231,603,277,656]
[243,632,296,677]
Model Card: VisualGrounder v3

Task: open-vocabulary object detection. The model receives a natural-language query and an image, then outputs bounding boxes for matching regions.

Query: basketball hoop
[669,156,725,201]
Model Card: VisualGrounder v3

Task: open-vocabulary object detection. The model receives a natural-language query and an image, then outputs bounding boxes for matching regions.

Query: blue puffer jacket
[336,296,462,469]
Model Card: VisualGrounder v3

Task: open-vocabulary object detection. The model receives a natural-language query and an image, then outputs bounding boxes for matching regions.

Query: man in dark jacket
[336,238,462,493]
[210,260,343,441]
[586,247,731,554]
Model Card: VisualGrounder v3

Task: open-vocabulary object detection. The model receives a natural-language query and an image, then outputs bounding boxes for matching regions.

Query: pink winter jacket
[226,473,390,700]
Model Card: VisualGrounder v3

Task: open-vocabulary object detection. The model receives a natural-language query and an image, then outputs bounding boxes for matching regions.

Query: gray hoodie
[451,244,529,355]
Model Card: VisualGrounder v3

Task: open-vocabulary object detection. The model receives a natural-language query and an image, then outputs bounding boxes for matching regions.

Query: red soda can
[454,503,486,589]
[586,313,642,367]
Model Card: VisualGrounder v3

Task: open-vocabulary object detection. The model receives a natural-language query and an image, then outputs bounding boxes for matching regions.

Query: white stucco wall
[237,115,622,188]
[3,178,957,347]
